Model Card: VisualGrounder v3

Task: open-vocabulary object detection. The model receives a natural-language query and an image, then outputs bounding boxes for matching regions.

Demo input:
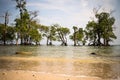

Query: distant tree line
[0,0,117,46]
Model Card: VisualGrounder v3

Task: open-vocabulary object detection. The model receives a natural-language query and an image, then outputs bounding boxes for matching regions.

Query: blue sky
[0,0,120,45]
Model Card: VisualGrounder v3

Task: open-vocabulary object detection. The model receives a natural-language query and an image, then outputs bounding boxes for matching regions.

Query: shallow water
[0,45,120,79]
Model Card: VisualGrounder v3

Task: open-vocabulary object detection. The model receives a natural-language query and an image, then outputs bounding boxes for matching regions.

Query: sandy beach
[0,70,103,80]
[0,56,120,80]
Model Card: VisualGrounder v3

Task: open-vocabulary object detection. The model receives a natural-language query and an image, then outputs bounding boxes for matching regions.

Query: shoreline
[0,56,120,80]
[0,56,119,63]
[0,69,102,80]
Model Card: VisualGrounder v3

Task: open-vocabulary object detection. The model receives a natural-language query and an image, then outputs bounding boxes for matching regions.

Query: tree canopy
[0,0,117,46]
[85,12,116,46]
[70,26,85,46]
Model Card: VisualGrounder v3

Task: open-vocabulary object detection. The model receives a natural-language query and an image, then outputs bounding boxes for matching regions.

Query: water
[0,45,120,79]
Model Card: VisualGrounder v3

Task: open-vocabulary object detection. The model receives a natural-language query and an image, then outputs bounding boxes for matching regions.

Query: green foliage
[70,26,85,46]
[85,12,116,46]
[0,24,4,41]
[49,25,57,41]
[15,0,27,14]
[13,0,42,45]
[85,21,97,45]
[29,29,41,43]
[56,24,70,46]
[6,26,15,41]
[14,11,42,45]
[0,24,15,44]
[39,24,57,45]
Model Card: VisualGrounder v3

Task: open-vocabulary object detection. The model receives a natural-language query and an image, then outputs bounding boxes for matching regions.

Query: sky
[0,0,120,45]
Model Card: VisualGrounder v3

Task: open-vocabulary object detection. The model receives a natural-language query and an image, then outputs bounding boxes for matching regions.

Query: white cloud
[81,0,88,7]
[27,0,75,12]
[28,0,117,28]
[28,0,94,28]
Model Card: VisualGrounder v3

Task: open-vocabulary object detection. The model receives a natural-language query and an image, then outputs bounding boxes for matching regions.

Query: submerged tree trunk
[97,32,101,46]
[73,32,77,46]
[49,39,52,45]
[46,37,49,45]
[16,39,18,46]
[103,38,106,46]
[61,42,67,46]
[3,29,6,45]
[106,40,110,46]
[20,34,24,45]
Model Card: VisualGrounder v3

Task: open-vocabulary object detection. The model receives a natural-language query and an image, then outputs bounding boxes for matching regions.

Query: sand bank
[0,56,118,63]
[0,56,119,80]
[0,70,102,80]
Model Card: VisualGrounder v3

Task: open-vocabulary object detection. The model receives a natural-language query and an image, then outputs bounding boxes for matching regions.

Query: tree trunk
[20,34,23,45]
[49,39,52,45]
[16,39,18,46]
[46,37,49,45]
[103,38,106,46]
[106,40,110,46]
[61,42,67,46]
[3,29,6,45]
[97,33,101,46]
[73,32,76,46]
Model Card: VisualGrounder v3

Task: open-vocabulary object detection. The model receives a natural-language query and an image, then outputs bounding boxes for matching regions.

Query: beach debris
[15,51,32,55]
[90,52,96,55]
[32,74,35,77]
[2,72,6,75]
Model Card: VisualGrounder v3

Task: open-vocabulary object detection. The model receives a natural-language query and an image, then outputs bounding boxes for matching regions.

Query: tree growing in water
[85,21,97,45]
[0,24,15,44]
[39,24,57,46]
[70,26,85,46]
[85,11,116,46]
[55,24,70,46]
[96,12,116,46]
[72,26,78,46]
[14,0,42,45]
[0,11,10,45]
[13,0,27,45]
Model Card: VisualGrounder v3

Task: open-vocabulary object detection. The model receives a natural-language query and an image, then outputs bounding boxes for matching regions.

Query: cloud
[27,0,73,12]
[28,0,119,29]
[27,0,94,28]
[81,0,88,7]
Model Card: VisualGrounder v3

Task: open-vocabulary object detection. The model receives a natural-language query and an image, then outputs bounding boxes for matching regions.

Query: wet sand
[0,56,119,63]
[0,56,120,80]
[0,70,102,80]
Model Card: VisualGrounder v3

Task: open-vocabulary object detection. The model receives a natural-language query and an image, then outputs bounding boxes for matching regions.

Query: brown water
[0,46,120,79]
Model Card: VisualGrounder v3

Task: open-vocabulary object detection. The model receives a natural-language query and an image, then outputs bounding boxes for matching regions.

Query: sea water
[0,45,120,79]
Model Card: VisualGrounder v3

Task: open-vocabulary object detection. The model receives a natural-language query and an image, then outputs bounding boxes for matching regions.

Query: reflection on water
[0,45,120,58]
[0,46,120,79]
